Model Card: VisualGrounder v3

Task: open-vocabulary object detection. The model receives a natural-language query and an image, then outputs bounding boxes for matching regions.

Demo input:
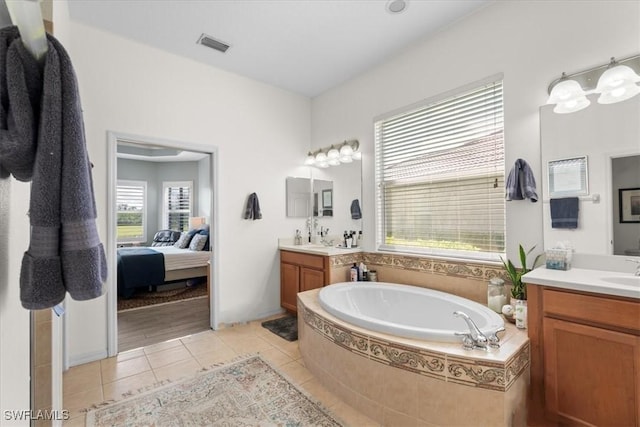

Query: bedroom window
[116,180,147,243]
[163,181,193,232]
[374,76,505,261]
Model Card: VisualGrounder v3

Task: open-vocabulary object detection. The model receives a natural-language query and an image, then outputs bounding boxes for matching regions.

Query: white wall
[310,0,640,262]
[53,4,311,364]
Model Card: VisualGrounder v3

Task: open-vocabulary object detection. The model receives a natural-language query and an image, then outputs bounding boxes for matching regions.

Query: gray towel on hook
[350,199,362,219]
[1,29,107,309]
[505,158,538,202]
[244,192,262,220]
[0,26,39,181]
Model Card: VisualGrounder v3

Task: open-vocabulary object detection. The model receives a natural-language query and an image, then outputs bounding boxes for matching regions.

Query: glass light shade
[304,153,315,165]
[328,158,340,166]
[597,83,640,104]
[327,147,340,159]
[315,152,327,162]
[553,97,591,114]
[352,151,362,160]
[339,144,354,157]
[339,155,353,163]
[317,161,329,168]
[547,79,587,105]
[595,64,640,92]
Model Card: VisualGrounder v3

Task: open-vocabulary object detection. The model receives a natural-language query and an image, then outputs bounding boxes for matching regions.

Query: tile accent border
[329,252,510,283]
[300,298,529,392]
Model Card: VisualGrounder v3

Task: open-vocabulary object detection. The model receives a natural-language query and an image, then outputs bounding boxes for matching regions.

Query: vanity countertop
[279,241,363,256]
[523,267,640,300]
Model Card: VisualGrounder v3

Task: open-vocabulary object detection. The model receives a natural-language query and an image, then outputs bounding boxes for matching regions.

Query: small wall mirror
[286,177,311,218]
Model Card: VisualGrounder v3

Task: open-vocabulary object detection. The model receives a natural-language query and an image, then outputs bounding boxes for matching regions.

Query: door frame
[106,131,219,357]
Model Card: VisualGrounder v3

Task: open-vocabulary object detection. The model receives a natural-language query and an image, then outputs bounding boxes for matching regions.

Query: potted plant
[500,244,542,302]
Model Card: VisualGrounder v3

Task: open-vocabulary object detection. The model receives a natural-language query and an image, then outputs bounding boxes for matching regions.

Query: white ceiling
[68,0,489,97]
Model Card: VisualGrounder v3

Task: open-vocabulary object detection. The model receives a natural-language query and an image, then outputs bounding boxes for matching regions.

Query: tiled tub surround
[298,289,529,426]
[328,252,510,305]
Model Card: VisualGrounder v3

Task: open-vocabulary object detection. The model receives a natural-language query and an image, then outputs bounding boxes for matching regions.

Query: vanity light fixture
[546,73,590,114]
[595,58,640,104]
[547,54,640,114]
[304,140,361,168]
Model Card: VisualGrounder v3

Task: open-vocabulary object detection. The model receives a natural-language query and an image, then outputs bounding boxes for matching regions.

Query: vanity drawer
[542,288,640,334]
[281,250,325,270]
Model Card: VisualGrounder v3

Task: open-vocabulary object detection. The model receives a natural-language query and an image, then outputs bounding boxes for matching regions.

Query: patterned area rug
[117,282,207,312]
[86,355,341,427]
[261,315,298,341]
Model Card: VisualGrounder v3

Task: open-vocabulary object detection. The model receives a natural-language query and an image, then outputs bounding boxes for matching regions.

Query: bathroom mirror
[540,95,640,255]
[311,161,363,234]
[312,179,333,217]
[286,176,311,218]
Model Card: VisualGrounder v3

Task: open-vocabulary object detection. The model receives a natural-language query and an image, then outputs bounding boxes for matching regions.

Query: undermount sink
[601,276,640,287]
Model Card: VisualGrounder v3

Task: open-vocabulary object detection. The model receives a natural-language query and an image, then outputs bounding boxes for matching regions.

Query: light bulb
[304,153,315,165]
[315,152,327,162]
[598,83,640,104]
[339,143,354,157]
[327,146,340,159]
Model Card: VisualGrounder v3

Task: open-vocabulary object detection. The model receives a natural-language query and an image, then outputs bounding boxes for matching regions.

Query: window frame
[162,180,194,232]
[116,179,147,244]
[374,75,505,262]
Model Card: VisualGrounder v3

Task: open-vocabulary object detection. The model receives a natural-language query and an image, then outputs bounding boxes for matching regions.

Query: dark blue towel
[550,197,579,229]
[350,199,362,219]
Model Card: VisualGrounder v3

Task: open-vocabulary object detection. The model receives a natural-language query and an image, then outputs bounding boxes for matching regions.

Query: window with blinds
[375,78,505,261]
[116,180,147,243]
[163,181,193,232]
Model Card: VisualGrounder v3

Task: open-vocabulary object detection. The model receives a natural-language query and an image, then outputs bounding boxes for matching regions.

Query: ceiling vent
[197,33,230,53]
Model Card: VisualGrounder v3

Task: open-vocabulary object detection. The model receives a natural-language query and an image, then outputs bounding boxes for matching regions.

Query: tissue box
[546,249,572,270]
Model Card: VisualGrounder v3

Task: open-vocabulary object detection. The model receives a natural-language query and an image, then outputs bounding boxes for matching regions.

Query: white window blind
[117,180,146,243]
[375,79,505,261]
[163,181,193,232]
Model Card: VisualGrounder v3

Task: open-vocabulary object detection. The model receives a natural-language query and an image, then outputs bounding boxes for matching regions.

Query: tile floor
[62,315,378,426]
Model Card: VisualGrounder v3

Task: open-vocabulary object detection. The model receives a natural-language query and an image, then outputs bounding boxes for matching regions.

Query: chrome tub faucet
[454,311,504,350]
[627,259,640,276]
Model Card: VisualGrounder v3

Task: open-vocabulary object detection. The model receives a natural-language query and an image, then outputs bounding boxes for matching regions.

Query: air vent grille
[197,34,230,53]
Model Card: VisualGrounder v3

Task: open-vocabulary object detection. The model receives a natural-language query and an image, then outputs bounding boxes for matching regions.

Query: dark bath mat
[261,315,298,342]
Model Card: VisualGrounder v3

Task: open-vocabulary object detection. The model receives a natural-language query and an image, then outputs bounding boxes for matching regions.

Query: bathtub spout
[453,311,488,350]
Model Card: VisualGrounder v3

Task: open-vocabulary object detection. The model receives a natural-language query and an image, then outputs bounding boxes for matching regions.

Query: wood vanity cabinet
[280,250,329,313]
[527,284,640,427]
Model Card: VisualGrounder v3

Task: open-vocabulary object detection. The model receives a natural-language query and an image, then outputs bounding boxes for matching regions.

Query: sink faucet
[454,311,489,350]
[627,259,640,276]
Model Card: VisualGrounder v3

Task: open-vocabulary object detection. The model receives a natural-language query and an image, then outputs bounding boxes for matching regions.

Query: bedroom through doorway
[107,133,217,354]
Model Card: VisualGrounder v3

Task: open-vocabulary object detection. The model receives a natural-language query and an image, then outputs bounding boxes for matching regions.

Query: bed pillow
[198,229,210,251]
[189,233,208,251]
[173,232,191,249]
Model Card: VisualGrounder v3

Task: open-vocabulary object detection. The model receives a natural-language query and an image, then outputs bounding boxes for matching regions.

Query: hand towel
[1,28,107,309]
[244,192,262,220]
[506,158,538,202]
[550,197,579,229]
[350,199,362,219]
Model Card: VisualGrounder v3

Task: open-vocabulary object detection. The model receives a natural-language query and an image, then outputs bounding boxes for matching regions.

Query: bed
[117,230,211,298]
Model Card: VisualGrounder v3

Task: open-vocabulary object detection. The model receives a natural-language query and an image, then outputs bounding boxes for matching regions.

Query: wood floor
[118,297,210,351]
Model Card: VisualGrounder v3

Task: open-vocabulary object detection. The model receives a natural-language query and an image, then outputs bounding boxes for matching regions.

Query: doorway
[106,132,218,356]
